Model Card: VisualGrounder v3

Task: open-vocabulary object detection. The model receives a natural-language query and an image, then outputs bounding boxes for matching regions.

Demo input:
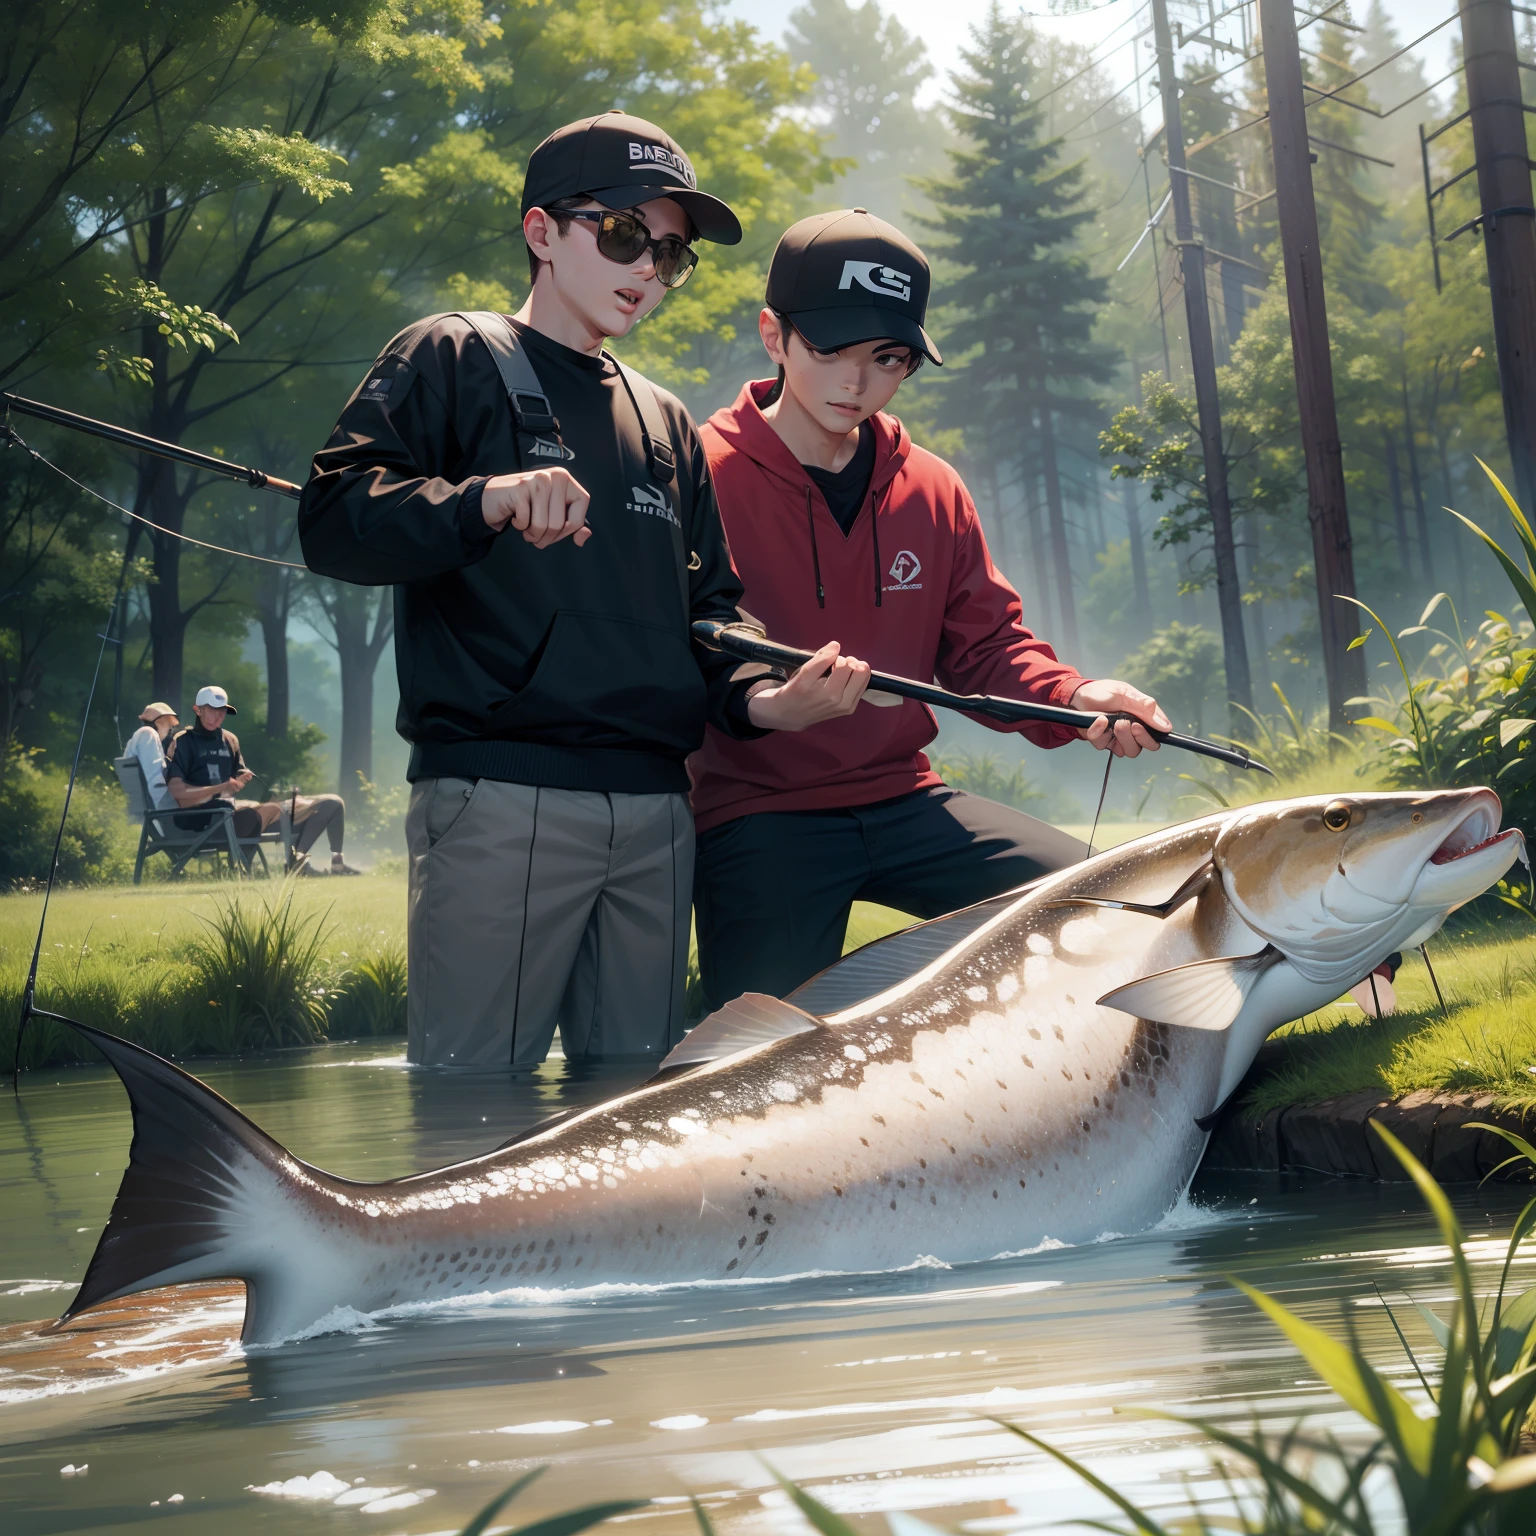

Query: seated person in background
[124,702,179,811]
[287,791,361,876]
[167,685,282,846]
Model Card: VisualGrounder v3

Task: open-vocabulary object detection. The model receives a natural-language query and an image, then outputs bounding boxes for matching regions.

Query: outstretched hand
[747,640,871,731]
[1071,679,1171,758]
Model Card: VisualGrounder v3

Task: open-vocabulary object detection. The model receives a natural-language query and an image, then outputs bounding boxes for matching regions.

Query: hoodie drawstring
[805,487,825,608]
[870,484,884,608]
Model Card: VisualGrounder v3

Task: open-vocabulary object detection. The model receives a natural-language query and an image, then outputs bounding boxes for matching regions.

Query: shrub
[1119,621,1222,734]
[326,943,408,1038]
[184,887,332,1050]
[0,755,136,888]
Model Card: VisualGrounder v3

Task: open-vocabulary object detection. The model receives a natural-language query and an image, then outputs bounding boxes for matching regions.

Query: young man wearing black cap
[691,208,1171,1012]
[299,113,865,1070]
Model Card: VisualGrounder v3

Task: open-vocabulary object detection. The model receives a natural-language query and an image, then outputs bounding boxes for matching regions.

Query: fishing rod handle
[691,620,1094,729]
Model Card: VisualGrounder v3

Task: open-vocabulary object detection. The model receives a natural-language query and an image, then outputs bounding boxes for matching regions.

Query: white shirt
[126,724,177,811]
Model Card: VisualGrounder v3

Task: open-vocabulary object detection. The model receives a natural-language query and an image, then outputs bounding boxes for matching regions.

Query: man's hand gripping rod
[693,620,1274,776]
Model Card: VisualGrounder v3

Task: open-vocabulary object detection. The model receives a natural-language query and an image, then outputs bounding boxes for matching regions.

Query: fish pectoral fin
[1045,862,1214,921]
[1097,947,1279,1032]
[658,993,822,1072]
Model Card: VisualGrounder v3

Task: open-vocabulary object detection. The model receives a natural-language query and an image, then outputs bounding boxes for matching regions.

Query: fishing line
[1419,942,1451,1021]
[10,574,127,1092]
[1084,751,1114,861]
[4,425,308,570]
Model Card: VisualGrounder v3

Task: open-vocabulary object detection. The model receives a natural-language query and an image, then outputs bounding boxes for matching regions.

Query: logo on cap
[628,141,697,188]
[839,260,912,302]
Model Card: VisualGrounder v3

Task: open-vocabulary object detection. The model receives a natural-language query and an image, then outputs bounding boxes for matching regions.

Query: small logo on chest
[626,482,680,528]
[884,550,923,592]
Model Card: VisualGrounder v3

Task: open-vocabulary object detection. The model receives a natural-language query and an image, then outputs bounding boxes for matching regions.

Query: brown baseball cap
[139,702,178,723]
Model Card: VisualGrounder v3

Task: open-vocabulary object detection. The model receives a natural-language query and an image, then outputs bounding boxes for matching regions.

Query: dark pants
[293,793,345,856]
[693,787,1087,1011]
[175,803,265,838]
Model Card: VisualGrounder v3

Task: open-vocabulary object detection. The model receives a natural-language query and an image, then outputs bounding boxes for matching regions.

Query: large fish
[57,789,1524,1346]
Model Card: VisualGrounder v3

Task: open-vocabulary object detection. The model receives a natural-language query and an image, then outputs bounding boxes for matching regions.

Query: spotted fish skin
[62,791,1524,1344]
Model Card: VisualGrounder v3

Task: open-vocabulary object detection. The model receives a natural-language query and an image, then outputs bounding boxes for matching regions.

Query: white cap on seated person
[194,685,237,715]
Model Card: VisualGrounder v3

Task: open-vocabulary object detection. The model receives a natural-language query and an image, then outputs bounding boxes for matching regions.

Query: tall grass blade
[1475,457,1536,572]
[508,1500,650,1536]
[1445,509,1536,624]
[457,1468,545,1536]
[1230,1277,1434,1473]
[991,1422,1175,1536]
[759,1462,861,1536]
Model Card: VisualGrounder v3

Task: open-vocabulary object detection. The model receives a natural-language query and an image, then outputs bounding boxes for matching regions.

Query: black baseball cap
[521,111,743,245]
[765,208,942,364]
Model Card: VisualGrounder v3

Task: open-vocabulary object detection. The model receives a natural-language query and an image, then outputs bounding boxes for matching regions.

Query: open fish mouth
[1428,794,1508,865]
[1412,792,1525,902]
[1430,827,1519,865]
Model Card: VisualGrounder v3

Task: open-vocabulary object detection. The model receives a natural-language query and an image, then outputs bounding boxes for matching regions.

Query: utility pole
[1150,0,1252,723]
[1460,0,1536,516]
[1258,0,1364,732]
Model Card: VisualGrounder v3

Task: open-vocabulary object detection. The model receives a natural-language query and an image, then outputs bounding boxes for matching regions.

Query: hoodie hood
[706,379,911,503]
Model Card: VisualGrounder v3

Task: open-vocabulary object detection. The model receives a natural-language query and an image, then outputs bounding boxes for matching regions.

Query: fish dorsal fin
[1097,947,1279,1032]
[1045,861,1214,921]
[658,993,821,1072]
[787,888,1030,1016]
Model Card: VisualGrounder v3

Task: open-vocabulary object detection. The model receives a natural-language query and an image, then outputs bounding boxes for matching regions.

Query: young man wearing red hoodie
[692,208,1171,1012]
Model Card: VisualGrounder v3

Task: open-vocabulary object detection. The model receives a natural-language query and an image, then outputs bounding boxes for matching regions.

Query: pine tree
[920,2,1113,652]
[786,0,944,221]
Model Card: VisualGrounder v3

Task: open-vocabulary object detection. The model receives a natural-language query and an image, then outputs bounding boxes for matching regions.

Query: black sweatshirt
[298,314,766,794]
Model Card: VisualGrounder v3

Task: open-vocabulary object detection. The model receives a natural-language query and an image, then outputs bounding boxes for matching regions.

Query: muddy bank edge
[1203,1090,1536,1182]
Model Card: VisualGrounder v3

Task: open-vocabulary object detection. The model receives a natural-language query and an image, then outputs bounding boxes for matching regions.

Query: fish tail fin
[61,1020,355,1345]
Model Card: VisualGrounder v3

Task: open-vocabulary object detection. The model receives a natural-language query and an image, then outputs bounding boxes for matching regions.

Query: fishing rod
[2,391,303,499]
[693,619,1275,776]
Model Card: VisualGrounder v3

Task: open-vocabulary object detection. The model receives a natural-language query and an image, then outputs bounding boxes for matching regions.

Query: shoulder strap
[609,356,677,488]
[452,310,568,468]
[610,356,693,580]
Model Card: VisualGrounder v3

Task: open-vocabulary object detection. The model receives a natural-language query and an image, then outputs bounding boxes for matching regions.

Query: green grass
[1242,917,1536,1115]
[0,874,410,1069]
[0,876,917,1069]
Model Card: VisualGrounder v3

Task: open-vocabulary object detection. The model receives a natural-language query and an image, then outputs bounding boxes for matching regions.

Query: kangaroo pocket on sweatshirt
[482,609,707,755]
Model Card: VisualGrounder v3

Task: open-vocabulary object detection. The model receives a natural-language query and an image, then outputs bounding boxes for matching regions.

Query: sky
[722,0,1466,124]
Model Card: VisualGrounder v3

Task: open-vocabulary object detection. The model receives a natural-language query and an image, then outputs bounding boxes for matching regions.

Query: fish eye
[1323,801,1351,831]
[1412,811,1424,824]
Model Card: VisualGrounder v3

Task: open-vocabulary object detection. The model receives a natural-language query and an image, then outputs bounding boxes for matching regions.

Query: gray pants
[292,793,345,856]
[405,778,693,1070]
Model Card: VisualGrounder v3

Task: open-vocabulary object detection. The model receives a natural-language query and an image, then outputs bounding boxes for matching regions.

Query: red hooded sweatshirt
[689,379,1090,833]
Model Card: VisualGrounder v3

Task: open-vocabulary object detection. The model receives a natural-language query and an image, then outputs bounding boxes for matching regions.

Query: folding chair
[114,756,292,883]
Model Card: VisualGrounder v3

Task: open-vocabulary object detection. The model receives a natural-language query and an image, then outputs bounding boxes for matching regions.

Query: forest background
[3,0,1532,879]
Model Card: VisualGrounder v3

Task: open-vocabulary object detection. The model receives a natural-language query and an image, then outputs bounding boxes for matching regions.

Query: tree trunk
[984,455,1011,571]
[1241,513,1269,695]
[1401,377,1433,584]
[1037,405,1079,652]
[254,503,294,740]
[325,582,393,794]
[1023,468,1055,636]
[1385,432,1412,576]
[145,456,190,708]
[1122,476,1152,633]
[1433,425,1470,607]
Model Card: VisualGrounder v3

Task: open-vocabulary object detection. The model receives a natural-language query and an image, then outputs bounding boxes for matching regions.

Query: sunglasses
[564,209,698,289]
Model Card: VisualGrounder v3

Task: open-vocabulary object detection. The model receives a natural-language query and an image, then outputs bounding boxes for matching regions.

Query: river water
[2,1041,1530,1536]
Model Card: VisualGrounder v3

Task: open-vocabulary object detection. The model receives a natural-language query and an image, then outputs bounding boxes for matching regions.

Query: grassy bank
[1240,915,1536,1114]
[0,876,919,1070]
[0,875,413,1069]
